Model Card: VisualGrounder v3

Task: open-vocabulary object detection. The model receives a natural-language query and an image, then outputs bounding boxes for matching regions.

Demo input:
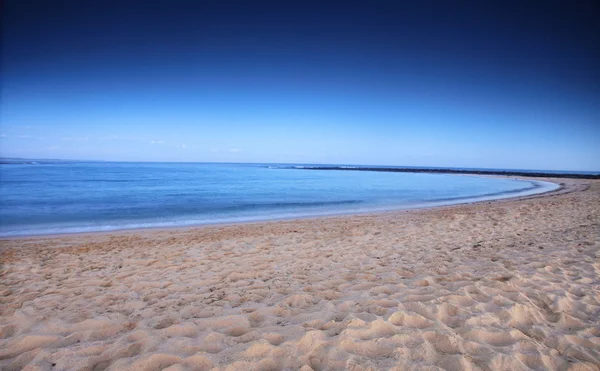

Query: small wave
[221,199,362,212]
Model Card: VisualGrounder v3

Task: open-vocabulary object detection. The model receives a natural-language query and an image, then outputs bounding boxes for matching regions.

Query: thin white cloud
[15,134,46,140]
[208,147,241,153]
[177,144,187,149]
[150,140,165,144]
[98,135,145,142]
[62,137,89,141]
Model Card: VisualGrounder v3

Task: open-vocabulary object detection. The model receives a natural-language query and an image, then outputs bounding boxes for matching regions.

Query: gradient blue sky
[2,1,600,170]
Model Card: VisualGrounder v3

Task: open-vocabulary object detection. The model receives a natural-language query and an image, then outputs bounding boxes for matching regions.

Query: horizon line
[1,157,599,174]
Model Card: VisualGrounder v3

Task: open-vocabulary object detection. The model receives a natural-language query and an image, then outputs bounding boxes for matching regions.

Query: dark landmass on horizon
[298,166,600,180]
[2,157,598,178]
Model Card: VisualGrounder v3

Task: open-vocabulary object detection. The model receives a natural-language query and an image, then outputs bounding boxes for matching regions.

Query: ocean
[0,162,560,237]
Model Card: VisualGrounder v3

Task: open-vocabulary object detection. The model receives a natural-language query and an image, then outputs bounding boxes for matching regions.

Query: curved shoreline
[0,175,564,240]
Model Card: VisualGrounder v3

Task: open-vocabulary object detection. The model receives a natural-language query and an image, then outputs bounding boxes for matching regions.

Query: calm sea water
[0,162,559,237]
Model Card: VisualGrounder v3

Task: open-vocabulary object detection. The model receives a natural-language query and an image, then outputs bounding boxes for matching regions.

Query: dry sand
[1,178,599,370]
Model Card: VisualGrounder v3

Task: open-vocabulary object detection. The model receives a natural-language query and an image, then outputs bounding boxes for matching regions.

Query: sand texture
[1,178,599,370]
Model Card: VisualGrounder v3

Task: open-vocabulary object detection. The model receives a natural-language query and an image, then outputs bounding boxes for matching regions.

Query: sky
[2,1,600,171]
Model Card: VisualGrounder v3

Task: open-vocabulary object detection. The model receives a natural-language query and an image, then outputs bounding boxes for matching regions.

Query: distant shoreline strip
[289,166,600,179]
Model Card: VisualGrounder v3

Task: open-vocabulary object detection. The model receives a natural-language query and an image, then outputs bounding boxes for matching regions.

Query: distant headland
[292,165,600,179]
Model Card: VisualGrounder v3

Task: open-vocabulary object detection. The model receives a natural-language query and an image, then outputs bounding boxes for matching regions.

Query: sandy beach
[1,177,599,370]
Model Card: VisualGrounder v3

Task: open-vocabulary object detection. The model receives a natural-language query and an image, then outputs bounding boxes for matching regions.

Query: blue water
[0,162,559,237]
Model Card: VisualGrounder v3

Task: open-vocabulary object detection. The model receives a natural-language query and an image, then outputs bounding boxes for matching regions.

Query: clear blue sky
[2,1,599,170]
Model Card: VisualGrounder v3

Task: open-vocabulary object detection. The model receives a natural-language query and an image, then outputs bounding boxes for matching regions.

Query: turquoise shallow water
[0,162,559,236]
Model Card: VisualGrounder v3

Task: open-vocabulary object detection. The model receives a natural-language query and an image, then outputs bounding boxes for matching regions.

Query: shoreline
[1,178,599,369]
[0,175,563,241]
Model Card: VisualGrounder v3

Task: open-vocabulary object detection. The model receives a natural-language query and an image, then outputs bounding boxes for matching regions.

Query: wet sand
[1,178,599,370]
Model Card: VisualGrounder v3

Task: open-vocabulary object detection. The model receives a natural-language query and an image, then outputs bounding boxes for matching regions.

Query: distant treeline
[299,167,600,179]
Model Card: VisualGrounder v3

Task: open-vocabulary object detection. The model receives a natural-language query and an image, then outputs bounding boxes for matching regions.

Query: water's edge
[0,176,561,238]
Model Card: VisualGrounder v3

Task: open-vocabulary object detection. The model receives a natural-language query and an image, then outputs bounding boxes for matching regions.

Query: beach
[1,177,599,370]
